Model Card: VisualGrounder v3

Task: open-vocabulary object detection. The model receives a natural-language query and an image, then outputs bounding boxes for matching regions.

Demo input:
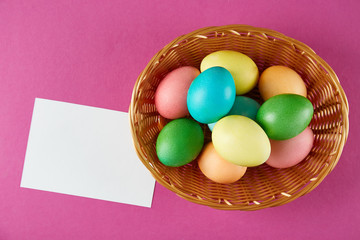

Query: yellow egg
[259,65,307,101]
[200,50,259,95]
[212,115,271,167]
[198,142,247,184]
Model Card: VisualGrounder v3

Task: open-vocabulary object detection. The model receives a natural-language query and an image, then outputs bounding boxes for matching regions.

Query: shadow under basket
[129,25,349,210]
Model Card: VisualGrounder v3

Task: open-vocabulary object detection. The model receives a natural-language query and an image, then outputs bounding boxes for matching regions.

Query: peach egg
[198,142,247,184]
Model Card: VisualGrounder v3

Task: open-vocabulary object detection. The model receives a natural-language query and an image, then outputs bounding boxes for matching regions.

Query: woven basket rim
[129,24,349,210]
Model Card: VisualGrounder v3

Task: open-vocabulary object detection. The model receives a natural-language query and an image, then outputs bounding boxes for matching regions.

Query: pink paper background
[0,0,359,239]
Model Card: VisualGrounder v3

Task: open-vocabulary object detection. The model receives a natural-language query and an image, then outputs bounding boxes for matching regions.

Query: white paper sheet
[21,98,155,208]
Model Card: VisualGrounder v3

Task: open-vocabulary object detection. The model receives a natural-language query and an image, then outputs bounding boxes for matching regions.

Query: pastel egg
[212,115,271,167]
[155,66,200,119]
[208,96,260,131]
[198,142,247,184]
[266,127,314,168]
[259,65,307,101]
[187,67,236,124]
[200,50,259,95]
[156,118,204,167]
[256,94,314,140]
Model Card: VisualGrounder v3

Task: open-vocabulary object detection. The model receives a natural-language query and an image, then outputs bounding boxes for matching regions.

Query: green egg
[256,94,314,140]
[156,118,204,167]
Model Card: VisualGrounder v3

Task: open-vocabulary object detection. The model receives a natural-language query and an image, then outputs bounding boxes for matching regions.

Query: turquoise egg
[256,94,314,140]
[187,67,236,124]
[208,96,261,131]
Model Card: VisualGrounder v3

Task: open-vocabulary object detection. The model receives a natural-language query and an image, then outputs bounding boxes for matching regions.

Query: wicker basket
[129,25,349,210]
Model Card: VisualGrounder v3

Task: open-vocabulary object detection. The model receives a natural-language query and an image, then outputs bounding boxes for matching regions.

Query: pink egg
[266,127,314,168]
[155,66,200,119]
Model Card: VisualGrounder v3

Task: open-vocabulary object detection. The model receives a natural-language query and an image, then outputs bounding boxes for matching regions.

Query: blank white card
[21,98,155,208]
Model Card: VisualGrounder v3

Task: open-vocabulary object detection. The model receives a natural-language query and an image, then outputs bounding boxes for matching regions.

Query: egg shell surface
[187,67,236,124]
[155,66,200,119]
[256,94,314,140]
[212,115,271,167]
[266,127,314,168]
[156,118,204,167]
[200,50,259,95]
[259,65,307,101]
[208,96,260,131]
[198,142,247,184]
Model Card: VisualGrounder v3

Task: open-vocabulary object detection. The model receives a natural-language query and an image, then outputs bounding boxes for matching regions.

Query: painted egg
[200,50,259,95]
[266,127,314,168]
[208,96,260,131]
[212,115,271,167]
[259,65,307,101]
[187,67,236,124]
[198,142,247,184]
[256,94,314,140]
[156,118,204,167]
[155,66,200,119]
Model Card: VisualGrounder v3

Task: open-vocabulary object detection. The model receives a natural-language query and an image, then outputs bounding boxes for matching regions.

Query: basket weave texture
[129,25,349,210]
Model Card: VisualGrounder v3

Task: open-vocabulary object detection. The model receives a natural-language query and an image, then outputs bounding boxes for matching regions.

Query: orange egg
[198,142,247,184]
[258,65,307,101]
